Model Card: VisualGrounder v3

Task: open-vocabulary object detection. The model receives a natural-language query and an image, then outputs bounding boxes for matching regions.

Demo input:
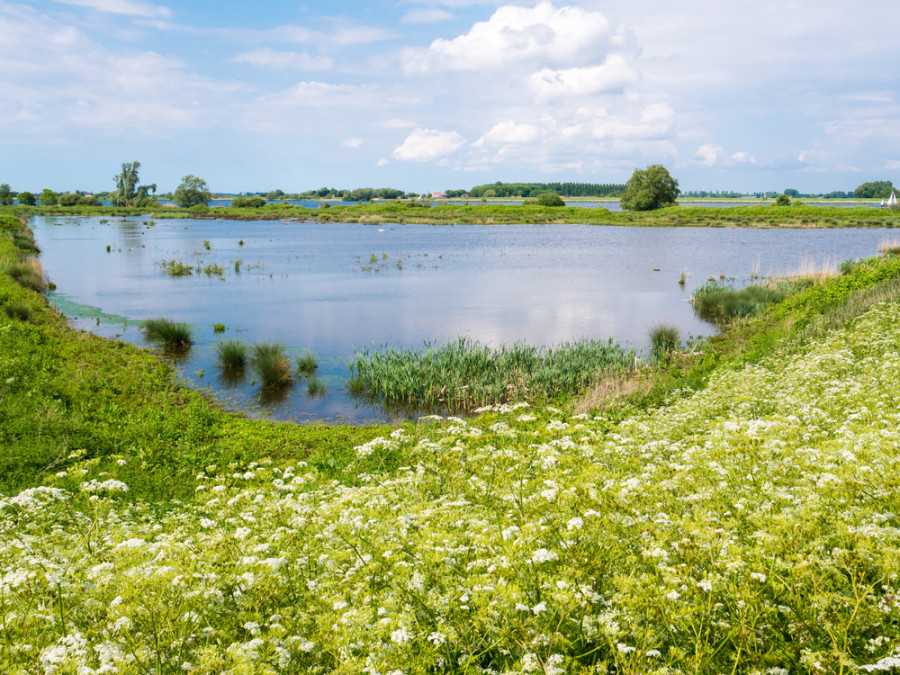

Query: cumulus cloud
[401,2,613,74]
[528,56,638,101]
[473,121,540,147]
[341,138,363,148]
[233,48,333,71]
[588,103,675,141]
[53,0,172,19]
[731,151,756,164]
[696,143,722,166]
[393,128,466,161]
[376,158,390,167]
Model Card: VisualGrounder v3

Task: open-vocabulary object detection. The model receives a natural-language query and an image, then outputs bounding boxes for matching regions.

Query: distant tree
[536,193,566,207]
[783,188,800,198]
[17,191,36,206]
[59,193,81,206]
[774,194,791,206]
[0,183,12,206]
[77,195,102,206]
[173,175,211,208]
[854,181,894,199]
[39,189,59,206]
[112,161,157,206]
[620,165,680,211]
[265,189,286,201]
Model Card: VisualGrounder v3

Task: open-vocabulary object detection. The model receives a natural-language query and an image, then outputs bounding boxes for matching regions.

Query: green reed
[348,336,636,413]
[252,341,293,389]
[141,318,193,351]
[214,339,248,371]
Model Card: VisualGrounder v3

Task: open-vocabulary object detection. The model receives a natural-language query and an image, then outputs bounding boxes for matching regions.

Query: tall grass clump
[252,341,293,389]
[3,302,33,321]
[648,323,680,360]
[878,237,900,255]
[5,259,47,292]
[12,230,40,254]
[141,317,193,351]
[349,336,636,412]
[214,339,248,371]
[690,279,810,324]
[296,350,318,375]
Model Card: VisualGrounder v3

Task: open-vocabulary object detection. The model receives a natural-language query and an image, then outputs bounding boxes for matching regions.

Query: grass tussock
[158,259,194,276]
[572,370,653,414]
[349,336,636,413]
[141,317,193,351]
[5,259,47,292]
[3,301,33,321]
[296,351,318,375]
[214,339,248,371]
[252,341,293,390]
[648,323,680,360]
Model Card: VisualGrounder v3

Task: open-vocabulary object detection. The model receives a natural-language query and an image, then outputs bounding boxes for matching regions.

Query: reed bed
[648,324,680,360]
[691,278,811,324]
[878,237,900,255]
[348,336,636,412]
[5,259,46,292]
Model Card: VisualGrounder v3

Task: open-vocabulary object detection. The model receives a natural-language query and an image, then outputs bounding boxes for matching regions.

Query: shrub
[58,193,81,207]
[536,193,566,207]
[231,196,266,208]
[774,194,791,206]
[77,195,102,206]
[141,318,193,351]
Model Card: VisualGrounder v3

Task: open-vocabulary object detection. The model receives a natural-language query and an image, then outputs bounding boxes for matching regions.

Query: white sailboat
[888,191,898,208]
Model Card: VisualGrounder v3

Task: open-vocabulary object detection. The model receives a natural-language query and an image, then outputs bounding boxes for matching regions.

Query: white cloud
[233,48,333,71]
[401,9,454,24]
[376,158,390,167]
[53,0,172,19]
[696,143,722,166]
[528,56,638,101]
[393,128,466,161]
[588,103,675,141]
[473,121,540,147]
[401,2,613,74]
[342,138,363,148]
[731,151,756,164]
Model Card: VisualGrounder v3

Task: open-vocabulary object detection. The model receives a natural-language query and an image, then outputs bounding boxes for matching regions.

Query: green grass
[3,301,32,321]
[252,341,293,390]
[158,259,193,276]
[349,336,637,413]
[214,339,248,371]
[648,323,680,360]
[306,375,326,397]
[296,350,318,375]
[5,259,47,292]
[140,317,193,351]
[690,278,811,324]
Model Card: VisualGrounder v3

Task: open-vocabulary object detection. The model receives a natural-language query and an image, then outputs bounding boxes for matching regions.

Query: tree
[17,191,36,206]
[0,183,12,206]
[173,175,211,208]
[774,194,791,207]
[59,192,81,206]
[112,161,157,206]
[783,188,800,198]
[39,189,59,206]
[620,165,680,211]
[854,181,894,199]
[231,195,266,208]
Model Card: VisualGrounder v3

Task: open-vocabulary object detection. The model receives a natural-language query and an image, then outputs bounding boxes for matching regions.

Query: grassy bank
[6,201,900,228]
[3,214,900,672]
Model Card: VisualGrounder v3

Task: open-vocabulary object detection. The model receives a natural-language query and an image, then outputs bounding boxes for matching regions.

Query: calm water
[31,216,894,423]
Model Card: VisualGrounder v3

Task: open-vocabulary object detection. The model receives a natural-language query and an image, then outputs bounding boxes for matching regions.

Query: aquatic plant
[214,339,248,371]
[141,317,193,351]
[296,351,318,375]
[878,237,900,255]
[690,279,809,324]
[158,259,193,276]
[306,375,326,397]
[212,323,226,334]
[252,341,293,389]
[202,263,224,277]
[648,323,680,360]
[349,336,636,412]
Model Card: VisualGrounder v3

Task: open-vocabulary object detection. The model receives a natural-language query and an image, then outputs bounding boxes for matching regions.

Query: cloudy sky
[2,0,898,194]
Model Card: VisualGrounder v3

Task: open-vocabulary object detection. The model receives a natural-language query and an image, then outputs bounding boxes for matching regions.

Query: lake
[30,215,895,423]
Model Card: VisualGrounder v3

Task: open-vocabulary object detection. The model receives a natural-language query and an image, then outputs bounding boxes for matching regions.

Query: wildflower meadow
[2,296,899,673]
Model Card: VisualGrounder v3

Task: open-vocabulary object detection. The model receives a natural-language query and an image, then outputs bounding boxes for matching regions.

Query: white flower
[750,572,767,583]
[617,643,636,653]
[697,579,713,592]
[566,516,584,531]
[532,602,547,615]
[391,627,411,644]
[532,548,558,564]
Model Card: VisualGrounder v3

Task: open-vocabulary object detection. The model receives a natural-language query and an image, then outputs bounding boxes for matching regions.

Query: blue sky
[2,0,899,195]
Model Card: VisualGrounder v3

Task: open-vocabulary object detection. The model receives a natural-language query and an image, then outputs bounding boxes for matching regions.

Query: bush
[58,193,81,207]
[231,196,266,208]
[3,302,33,321]
[536,193,566,207]
[77,195,102,206]
[774,194,791,207]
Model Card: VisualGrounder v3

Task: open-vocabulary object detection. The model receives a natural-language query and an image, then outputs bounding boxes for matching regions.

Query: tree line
[467,182,627,198]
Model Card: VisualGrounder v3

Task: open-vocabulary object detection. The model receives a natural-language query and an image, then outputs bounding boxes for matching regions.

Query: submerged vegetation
[4,211,900,672]
[349,336,636,413]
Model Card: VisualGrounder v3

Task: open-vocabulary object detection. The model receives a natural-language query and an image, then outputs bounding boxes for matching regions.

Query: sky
[2,0,899,195]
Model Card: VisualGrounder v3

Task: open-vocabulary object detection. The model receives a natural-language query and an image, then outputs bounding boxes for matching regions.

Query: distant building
[431,191,448,199]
